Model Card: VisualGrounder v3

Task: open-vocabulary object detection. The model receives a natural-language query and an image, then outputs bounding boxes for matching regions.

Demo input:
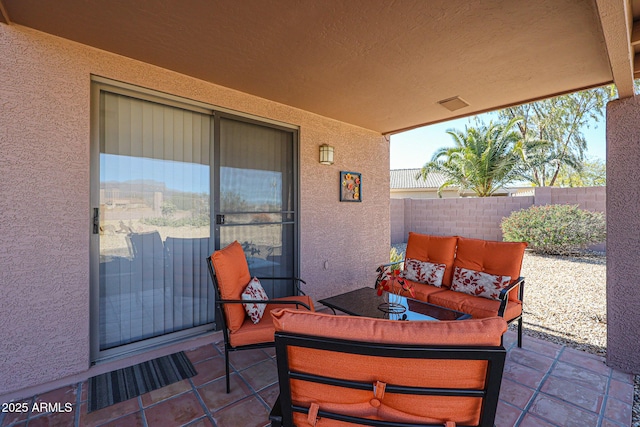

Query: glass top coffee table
[318,287,471,321]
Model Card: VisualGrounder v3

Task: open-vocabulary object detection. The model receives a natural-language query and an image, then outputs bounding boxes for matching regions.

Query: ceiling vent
[437,96,469,112]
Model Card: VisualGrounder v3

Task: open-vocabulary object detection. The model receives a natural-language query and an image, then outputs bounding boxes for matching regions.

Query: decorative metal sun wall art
[340,171,361,202]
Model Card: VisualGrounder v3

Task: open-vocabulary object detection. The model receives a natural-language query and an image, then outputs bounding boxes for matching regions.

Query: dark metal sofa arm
[216,298,312,311]
[376,260,405,271]
[497,277,525,317]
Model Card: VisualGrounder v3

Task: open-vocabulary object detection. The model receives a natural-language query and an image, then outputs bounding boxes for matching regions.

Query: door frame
[89,76,300,363]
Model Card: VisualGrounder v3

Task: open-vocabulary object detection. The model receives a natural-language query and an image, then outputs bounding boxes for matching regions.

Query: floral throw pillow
[401,258,446,287]
[451,266,511,301]
[241,277,269,324]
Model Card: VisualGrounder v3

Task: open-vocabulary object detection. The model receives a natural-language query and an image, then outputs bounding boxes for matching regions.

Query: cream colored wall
[0,24,389,398]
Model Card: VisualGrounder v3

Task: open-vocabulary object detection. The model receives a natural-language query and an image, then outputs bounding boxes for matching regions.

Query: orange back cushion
[453,237,527,301]
[272,309,507,425]
[405,233,458,286]
[210,241,251,332]
[272,308,506,346]
[453,237,526,283]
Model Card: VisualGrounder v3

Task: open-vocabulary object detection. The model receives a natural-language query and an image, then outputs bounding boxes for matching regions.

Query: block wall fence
[390,186,606,251]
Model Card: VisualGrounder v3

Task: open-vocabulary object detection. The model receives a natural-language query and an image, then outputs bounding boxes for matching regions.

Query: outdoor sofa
[380,233,527,346]
[269,308,508,427]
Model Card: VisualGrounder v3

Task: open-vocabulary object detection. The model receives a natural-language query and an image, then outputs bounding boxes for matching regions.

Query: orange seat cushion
[453,237,527,301]
[405,233,458,287]
[407,280,449,301]
[272,309,507,425]
[229,296,314,347]
[210,241,251,333]
[428,289,522,322]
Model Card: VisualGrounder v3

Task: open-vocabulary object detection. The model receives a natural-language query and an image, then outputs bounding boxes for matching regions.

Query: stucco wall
[0,24,389,397]
[533,186,606,212]
[391,187,606,246]
[605,96,640,373]
[390,189,460,199]
[393,196,534,242]
[390,198,406,246]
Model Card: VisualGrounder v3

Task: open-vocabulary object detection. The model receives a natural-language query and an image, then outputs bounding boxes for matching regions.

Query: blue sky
[101,154,283,200]
[101,154,210,193]
[390,112,607,170]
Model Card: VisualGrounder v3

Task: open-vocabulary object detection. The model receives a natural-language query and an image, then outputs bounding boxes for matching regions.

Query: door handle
[216,214,225,225]
[93,208,100,234]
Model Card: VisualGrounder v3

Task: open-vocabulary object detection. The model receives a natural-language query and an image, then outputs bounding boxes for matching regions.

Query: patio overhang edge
[382,80,615,136]
[595,0,636,99]
[0,0,10,24]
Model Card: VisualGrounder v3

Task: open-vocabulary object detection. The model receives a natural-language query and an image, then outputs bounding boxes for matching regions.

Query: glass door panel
[217,117,297,297]
[98,91,214,352]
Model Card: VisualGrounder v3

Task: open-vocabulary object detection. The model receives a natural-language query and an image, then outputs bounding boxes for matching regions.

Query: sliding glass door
[90,82,298,361]
[216,116,298,297]
[92,89,214,358]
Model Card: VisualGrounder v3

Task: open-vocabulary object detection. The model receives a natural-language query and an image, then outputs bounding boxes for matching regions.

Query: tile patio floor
[0,329,634,427]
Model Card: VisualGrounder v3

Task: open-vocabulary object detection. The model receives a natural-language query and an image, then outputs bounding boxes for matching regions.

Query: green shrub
[389,247,404,271]
[501,204,605,255]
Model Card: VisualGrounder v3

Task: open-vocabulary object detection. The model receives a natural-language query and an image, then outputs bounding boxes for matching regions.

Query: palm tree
[419,118,522,197]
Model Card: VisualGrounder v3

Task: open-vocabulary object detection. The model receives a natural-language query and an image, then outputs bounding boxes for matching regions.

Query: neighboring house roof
[390,169,452,189]
[390,168,530,196]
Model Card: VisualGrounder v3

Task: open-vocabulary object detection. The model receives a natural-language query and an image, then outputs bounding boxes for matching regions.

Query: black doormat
[88,351,197,412]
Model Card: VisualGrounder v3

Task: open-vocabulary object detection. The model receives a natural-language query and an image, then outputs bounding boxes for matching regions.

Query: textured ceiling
[0,0,632,133]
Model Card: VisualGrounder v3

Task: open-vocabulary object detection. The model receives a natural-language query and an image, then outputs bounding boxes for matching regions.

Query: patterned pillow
[450,266,511,301]
[401,258,446,287]
[241,277,269,324]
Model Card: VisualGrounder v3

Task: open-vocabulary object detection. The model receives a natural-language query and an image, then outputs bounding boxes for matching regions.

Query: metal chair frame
[270,331,506,427]
[205,256,310,393]
[498,276,525,347]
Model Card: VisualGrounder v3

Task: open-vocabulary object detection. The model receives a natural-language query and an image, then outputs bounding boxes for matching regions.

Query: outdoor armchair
[269,309,507,427]
[206,241,314,393]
